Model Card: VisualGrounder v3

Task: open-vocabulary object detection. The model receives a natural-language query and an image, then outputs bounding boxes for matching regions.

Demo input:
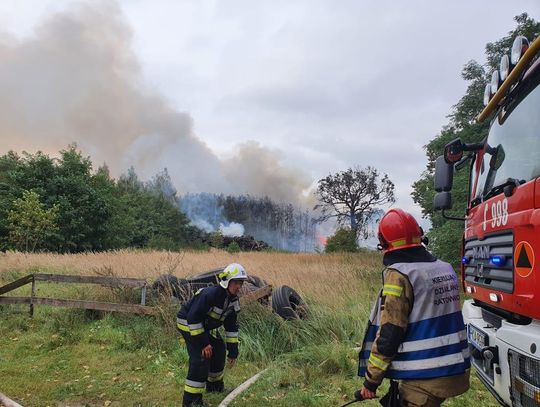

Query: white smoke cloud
[0,1,311,205]
[190,218,216,234]
[219,222,244,237]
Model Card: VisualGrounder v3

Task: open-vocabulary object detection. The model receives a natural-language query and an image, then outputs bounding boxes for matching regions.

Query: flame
[317,235,328,246]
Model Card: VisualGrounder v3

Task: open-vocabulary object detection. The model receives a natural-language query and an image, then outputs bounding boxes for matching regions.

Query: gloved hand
[360,386,377,400]
[201,344,213,359]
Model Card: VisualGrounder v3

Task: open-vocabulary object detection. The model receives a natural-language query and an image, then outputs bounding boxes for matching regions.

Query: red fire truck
[434,35,540,406]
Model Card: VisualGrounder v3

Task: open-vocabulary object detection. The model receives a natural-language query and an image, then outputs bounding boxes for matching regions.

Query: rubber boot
[182,392,207,407]
[206,379,225,393]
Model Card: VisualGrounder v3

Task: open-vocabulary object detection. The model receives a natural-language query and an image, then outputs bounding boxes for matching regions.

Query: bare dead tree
[314,166,395,237]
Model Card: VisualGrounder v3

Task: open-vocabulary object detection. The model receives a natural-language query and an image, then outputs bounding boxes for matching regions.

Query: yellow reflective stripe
[369,354,389,371]
[412,237,421,244]
[184,385,205,394]
[382,290,401,297]
[382,284,403,297]
[177,323,190,332]
[219,268,240,280]
[208,372,224,382]
[391,239,407,247]
[190,328,205,336]
[208,311,221,320]
[225,337,239,344]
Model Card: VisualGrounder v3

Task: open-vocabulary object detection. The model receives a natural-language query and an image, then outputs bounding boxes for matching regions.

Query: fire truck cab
[434,35,540,406]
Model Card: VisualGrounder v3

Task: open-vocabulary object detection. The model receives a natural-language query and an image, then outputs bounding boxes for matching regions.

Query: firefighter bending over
[177,263,247,407]
[358,209,470,406]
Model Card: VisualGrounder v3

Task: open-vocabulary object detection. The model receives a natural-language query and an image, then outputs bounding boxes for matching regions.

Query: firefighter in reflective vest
[358,208,470,406]
[177,263,247,407]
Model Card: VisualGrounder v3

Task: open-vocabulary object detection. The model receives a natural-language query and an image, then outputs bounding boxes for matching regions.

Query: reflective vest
[358,260,470,380]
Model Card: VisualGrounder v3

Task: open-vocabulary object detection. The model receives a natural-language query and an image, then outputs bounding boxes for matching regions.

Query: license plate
[468,325,488,350]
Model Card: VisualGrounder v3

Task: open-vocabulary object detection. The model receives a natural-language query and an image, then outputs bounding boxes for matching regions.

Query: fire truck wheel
[271,285,308,320]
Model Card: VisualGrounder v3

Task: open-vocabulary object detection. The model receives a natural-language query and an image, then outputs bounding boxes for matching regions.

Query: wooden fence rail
[0,273,272,317]
[0,273,154,316]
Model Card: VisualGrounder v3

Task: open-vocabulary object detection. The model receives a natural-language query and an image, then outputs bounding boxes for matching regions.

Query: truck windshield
[474,69,540,201]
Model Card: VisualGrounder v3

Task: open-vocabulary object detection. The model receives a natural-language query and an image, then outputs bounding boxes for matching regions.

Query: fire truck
[433,35,540,406]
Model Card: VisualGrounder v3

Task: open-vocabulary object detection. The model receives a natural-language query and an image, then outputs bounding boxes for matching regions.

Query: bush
[226,241,241,253]
[325,228,357,253]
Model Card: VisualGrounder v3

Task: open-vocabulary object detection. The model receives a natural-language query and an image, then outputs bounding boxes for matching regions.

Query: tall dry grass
[0,249,383,306]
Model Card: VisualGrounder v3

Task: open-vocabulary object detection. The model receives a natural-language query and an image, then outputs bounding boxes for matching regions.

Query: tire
[187,268,224,284]
[247,275,267,288]
[240,282,269,305]
[239,282,259,296]
[153,274,193,301]
[153,274,180,297]
[271,285,308,320]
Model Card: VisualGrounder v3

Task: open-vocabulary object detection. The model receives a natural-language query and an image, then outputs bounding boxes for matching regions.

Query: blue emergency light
[489,255,506,266]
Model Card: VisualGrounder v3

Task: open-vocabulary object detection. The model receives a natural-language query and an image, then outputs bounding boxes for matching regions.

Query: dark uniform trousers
[181,330,226,406]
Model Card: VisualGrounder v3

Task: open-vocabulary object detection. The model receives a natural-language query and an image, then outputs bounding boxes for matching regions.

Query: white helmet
[218,263,248,289]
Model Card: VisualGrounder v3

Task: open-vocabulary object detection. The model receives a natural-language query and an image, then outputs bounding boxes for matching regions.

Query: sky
[0,0,538,231]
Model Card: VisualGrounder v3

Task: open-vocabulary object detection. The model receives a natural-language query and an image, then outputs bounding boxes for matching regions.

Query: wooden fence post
[30,275,35,317]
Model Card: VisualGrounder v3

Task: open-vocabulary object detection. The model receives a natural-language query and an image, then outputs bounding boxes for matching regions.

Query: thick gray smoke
[179,193,245,237]
[0,1,311,204]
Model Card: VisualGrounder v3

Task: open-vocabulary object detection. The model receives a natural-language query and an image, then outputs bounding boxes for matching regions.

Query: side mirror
[489,144,505,171]
[434,192,452,210]
[444,138,464,163]
[434,156,454,192]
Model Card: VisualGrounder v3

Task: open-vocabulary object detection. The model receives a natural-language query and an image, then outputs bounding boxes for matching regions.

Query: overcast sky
[0,0,538,229]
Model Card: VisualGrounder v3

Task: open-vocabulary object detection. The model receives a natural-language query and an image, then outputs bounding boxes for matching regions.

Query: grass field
[0,250,498,406]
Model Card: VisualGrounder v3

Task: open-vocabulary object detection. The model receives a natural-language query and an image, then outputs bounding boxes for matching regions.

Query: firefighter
[177,263,247,407]
[358,208,470,407]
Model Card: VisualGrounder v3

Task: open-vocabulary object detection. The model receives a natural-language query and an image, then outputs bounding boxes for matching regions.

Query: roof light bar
[490,70,500,94]
[478,35,540,123]
[483,83,492,106]
[511,36,529,65]
[499,54,510,81]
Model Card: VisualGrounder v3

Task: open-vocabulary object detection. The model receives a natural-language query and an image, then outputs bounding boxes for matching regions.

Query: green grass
[0,267,499,406]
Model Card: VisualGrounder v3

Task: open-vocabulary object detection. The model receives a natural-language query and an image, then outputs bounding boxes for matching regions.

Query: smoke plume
[0,1,311,204]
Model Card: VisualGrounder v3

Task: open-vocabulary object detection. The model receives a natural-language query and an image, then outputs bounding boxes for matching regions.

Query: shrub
[226,241,241,253]
[325,228,357,253]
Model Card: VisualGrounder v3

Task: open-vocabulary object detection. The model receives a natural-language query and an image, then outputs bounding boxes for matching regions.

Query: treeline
[0,145,204,252]
[221,195,317,252]
[180,193,318,252]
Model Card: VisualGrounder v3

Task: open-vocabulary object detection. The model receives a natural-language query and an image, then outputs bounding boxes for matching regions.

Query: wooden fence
[0,273,272,316]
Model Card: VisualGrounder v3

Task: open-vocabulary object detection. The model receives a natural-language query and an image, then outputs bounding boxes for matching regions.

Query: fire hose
[340,380,400,407]
[339,390,365,406]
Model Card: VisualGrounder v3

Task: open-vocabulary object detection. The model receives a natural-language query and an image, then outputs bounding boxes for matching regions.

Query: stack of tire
[153,269,307,320]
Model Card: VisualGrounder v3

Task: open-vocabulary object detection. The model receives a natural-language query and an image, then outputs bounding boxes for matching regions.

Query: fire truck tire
[271,285,308,320]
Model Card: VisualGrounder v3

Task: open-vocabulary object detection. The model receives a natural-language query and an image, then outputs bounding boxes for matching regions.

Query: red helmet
[377,208,423,253]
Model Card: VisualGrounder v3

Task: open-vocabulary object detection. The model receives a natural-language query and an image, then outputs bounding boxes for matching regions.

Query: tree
[7,190,59,252]
[0,147,203,252]
[411,13,540,266]
[314,166,395,237]
[325,228,358,253]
